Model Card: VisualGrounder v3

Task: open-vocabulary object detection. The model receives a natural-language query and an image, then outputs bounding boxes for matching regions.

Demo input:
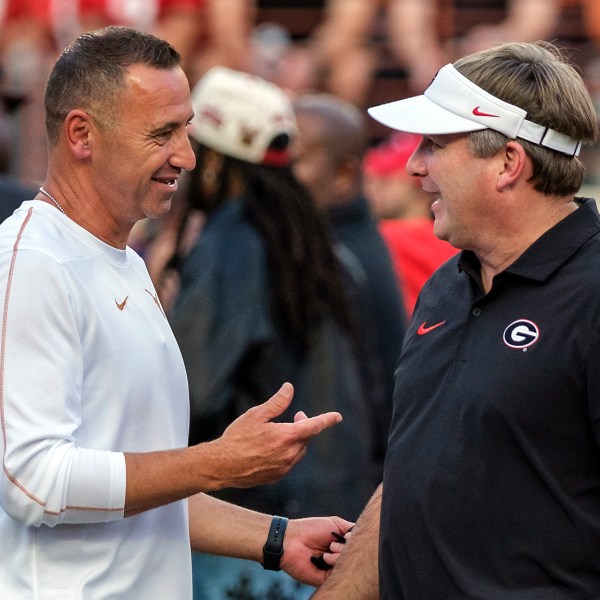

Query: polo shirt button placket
[472,307,482,316]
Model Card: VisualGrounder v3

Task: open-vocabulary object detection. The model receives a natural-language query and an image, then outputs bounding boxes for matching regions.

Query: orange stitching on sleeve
[0,209,125,515]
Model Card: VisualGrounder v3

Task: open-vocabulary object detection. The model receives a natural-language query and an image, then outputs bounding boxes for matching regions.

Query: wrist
[190,440,233,492]
[262,515,288,571]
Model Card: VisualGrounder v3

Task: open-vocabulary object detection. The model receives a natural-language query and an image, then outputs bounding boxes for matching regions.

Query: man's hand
[280,516,354,587]
[205,383,342,489]
[124,383,341,516]
[310,527,353,571]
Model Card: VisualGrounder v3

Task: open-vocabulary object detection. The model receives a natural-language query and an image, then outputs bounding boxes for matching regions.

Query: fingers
[331,531,347,543]
[332,525,354,543]
[291,411,342,440]
[331,518,355,533]
[312,524,354,570]
[322,551,340,567]
[253,384,341,440]
[310,555,332,570]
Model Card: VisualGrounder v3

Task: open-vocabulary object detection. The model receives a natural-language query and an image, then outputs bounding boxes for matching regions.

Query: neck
[39,176,131,250]
[38,187,66,215]
[477,197,578,293]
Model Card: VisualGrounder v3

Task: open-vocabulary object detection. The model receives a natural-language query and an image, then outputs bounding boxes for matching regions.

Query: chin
[432,220,448,242]
[145,198,173,220]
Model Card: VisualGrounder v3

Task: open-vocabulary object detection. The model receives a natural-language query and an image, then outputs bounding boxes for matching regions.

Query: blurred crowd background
[1,0,600,193]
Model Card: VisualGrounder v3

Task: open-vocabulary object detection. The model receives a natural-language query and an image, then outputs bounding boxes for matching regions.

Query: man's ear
[496,140,529,191]
[64,110,94,159]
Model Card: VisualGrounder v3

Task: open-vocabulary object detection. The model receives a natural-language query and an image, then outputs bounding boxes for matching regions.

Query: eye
[421,137,443,153]
[153,130,172,144]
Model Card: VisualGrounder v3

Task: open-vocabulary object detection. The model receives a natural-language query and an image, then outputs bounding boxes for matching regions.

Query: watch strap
[262,515,289,571]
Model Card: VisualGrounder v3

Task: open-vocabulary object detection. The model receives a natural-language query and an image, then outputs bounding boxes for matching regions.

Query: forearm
[188,492,271,559]
[124,433,293,516]
[504,0,561,41]
[388,0,441,65]
[312,484,381,599]
[208,0,255,66]
[153,13,202,74]
[456,0,561,59]
[314,0,379,60]
[124,442,230,517]
[388,0,446,92]
[188,493,355,588]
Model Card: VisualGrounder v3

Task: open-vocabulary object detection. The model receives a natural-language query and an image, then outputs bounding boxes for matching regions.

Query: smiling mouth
[153,177,177,188]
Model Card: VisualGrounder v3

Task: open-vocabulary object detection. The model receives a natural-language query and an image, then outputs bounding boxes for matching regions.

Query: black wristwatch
[262,515,289,571]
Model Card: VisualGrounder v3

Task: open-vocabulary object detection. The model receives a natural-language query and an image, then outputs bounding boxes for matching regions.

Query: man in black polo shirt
[312,41,600,599]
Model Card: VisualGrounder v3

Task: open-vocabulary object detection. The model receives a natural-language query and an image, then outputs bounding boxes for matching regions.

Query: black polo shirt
[380,198,600,599]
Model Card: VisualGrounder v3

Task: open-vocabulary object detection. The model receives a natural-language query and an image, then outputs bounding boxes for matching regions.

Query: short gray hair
[44,26,181,147]
[455,41,598,196]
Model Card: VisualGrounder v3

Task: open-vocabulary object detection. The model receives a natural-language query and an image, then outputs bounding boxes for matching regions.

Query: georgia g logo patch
[503,319,540,350]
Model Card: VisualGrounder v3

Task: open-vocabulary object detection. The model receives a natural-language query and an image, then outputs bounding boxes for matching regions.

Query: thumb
[256,382,294,421]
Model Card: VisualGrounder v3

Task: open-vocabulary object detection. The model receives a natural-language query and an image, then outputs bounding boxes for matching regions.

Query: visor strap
[430,65,582,157]
[517,120,581,156]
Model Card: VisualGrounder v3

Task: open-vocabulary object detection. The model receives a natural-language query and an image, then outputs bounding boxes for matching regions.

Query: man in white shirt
[0,26,350,599]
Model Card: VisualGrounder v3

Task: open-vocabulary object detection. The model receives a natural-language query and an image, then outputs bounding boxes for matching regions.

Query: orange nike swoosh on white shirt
[417,320,446,335]
[115,296,128,311]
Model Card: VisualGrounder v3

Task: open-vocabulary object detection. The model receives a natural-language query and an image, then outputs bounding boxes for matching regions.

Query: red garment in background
[3,0,53,23]
[78,0,205,23]
[379,217,458,316]
[1,0,205,30]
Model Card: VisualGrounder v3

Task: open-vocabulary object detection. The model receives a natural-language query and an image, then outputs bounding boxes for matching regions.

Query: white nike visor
[368,64,582,156]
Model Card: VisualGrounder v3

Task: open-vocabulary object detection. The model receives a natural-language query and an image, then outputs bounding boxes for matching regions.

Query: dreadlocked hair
[241,160,358,356]
[181,139,359,356]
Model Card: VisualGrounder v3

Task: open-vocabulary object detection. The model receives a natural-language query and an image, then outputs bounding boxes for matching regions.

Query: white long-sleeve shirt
[0,201,191,598]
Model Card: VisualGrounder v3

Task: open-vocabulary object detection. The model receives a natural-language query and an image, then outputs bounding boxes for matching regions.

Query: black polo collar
[458,197,600,285]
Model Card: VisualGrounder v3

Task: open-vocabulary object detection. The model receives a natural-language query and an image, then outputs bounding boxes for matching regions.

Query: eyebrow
[152,112,195,132]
